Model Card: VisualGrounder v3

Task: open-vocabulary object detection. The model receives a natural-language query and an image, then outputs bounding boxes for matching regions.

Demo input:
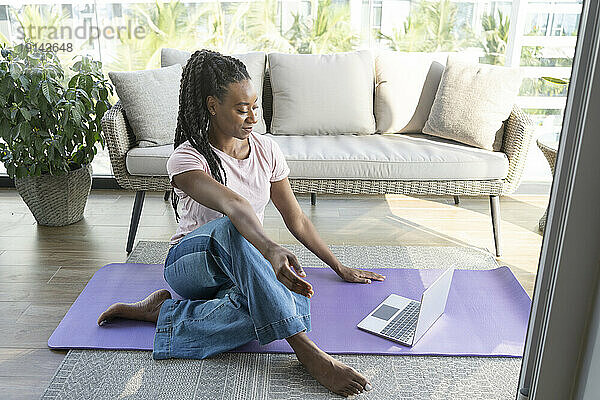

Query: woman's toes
[97,305,118,325]
[351,373,369,389]
[344,384,359,396]
[349,381,363,393]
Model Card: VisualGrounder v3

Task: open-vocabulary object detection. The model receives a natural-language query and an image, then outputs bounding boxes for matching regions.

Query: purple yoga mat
[48,263,531,357]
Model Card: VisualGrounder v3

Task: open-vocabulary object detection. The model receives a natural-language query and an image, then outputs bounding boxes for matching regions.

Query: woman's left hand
[336,265,386,284]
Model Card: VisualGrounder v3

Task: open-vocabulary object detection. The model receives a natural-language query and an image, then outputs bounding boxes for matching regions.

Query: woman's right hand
[265,245,314,298]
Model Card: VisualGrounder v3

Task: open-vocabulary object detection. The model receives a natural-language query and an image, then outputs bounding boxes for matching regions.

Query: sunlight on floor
[118,368,145,399]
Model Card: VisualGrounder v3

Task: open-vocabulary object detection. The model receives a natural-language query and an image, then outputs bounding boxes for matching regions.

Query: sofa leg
[489,195,502,257]
[127,191,146,253]
[454,196,460,205]
[164,191,170,201]
[311,193,317,206]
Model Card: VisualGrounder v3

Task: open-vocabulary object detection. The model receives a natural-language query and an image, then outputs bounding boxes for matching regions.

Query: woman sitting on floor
[97,49,385,398]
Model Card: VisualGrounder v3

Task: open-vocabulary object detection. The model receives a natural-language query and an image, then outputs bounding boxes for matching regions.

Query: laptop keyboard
[380,301,420,344]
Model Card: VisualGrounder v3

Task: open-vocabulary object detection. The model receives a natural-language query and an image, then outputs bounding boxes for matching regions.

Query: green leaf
[10,125,19,141]
[71,106,82,126]
[20,108,31,121]
[6,164,16,179]
[14,89,23,104]
[18,74,29,91]
[76,88,92,106]
[95,101,107,119]
[0,118,9,140]
[19,121,30,138]
[68,75,78,89]
[82,74,92,93]
[41,80,51,103]
[16,165,28,179]
[99,86,109,101]
[9,63,20,80]
[542,77,569,85]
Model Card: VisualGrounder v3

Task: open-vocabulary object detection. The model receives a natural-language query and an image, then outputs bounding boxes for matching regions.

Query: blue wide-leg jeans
[153,216,312,360]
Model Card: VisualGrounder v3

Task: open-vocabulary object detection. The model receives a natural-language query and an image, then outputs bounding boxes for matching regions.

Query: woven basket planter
[14,164,93,226]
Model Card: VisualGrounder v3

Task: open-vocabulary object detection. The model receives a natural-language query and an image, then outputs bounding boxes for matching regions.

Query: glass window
[551,13,580,36]
[0,0,584,182]
[0,5,8,21]
[525,12,550,35]
[112,4,123,18]
[61,4,72,18]
[301,0,311,16]
[520,78,569,97]
[373,3,382,29]
[455,2,474,30]
[81,4,94,14]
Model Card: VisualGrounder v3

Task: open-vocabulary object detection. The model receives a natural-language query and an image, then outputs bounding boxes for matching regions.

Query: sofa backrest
[160,47,484,137]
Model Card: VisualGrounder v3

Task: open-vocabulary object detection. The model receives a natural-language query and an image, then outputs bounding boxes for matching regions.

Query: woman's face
[207,79,259,140]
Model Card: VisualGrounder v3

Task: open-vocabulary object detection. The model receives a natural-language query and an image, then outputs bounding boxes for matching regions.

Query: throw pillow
[374,51,479,134]
[108,64,183,147]
[422,55,522,151]
[267,50,376,135]
[161,48,268,134]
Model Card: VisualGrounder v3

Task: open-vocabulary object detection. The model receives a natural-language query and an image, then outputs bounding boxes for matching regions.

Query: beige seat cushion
[126,144,173,176]
[161,48,268,134]
[268,50,376,135]
[126,134,509,181]
[268,133,509,180]
[423,55,522,151]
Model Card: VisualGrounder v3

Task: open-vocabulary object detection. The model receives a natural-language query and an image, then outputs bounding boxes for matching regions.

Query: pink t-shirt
[166,132,290,245]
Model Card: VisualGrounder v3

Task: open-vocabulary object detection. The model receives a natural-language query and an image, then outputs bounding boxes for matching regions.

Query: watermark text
[16,19,147,41]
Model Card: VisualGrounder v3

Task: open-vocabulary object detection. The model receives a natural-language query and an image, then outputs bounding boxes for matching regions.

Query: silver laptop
[357,268,454,346]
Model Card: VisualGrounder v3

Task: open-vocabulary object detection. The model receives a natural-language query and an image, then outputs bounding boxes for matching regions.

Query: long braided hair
[171,49,252,222]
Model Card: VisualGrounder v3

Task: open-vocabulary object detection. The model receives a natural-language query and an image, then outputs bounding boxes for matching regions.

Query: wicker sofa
[101,50,535,257]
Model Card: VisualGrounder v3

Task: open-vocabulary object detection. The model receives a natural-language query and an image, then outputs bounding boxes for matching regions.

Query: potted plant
[0,41,113,226]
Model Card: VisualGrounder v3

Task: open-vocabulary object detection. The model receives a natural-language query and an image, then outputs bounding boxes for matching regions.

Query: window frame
[518,0,600,398]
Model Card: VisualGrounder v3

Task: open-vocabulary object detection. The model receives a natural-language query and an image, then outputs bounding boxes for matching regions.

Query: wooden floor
[0,188,548,399]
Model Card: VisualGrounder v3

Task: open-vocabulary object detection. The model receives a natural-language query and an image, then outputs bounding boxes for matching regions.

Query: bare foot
[97,289,172,326]
[287,331,372,398]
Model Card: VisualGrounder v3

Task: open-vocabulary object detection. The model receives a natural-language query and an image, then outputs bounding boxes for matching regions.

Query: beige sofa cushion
[126,144,173,176]
[268,134,509,180]
[125,133,509,180]
[374,51,479,134]
[423,55,522,151]
[161,48,268,134]
[268,50,376,135]
[108,64,182,147]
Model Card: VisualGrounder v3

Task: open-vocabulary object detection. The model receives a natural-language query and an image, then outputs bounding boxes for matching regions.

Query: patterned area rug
[42,242,523,399]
